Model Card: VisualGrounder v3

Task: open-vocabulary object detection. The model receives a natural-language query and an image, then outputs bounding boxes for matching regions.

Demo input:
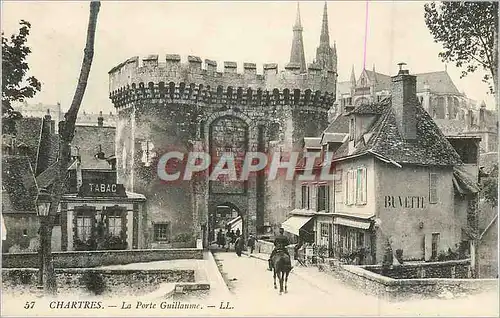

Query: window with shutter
[356,167,367,205]
[301,184,310,209]
[317,184,330,212]
[350,170,356,205]
[345,170,351,205]
[429,173,438,204]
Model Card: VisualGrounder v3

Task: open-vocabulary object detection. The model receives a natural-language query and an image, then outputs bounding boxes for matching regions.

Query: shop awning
[282,215,314,236]
[334,216,372,230]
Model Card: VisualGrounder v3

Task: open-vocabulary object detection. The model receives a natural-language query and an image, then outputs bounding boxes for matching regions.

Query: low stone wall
[363,259,472,279]
[2,248,203,268]
[331,264,498,301]
[2,268,195,296]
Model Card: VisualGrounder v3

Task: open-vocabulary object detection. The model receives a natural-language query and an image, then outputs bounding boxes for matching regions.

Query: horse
[271,250,292,295]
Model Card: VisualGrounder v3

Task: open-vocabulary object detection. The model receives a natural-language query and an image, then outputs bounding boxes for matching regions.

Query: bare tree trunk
[43,1,101,295]
[493,28,498,113]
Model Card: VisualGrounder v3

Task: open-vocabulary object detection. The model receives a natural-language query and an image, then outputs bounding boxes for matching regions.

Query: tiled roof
[14,117,43,169]
[453,166,480,194]
[331,97,463,166]
[35,162,58,189]
[415,71,460,94]
[72,125,116,169]
[304,137,322,149]
[350,97,390,115]
[324,113,350,134]
[35,159,78,189]
[365,70,392,91]
[47,134,60,167]
[321,132,348,144]
[2,156,38,213]
[362,70,461,95]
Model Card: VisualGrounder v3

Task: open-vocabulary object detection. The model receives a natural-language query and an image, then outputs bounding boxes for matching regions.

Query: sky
[2,0,496,114]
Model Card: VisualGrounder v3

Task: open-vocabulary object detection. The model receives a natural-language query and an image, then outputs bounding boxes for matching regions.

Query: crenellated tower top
[108,54,337,109]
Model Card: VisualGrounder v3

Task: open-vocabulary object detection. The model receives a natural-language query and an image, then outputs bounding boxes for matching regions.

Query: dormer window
[349,117,355,141]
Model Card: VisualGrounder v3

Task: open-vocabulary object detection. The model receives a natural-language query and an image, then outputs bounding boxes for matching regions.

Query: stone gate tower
[108,3,338,247]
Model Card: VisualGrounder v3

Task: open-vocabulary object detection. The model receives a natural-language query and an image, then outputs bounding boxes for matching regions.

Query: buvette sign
[384,195,426,209]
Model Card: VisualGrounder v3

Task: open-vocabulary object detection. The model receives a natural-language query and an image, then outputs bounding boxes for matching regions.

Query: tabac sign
[78,182,127,197]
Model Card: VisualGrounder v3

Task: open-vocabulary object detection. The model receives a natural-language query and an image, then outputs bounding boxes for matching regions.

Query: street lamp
[36,188,56,294]
[36,188,52,217]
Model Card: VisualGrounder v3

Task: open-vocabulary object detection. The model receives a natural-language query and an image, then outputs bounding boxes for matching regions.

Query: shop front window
[108,216,122,237]
[76,216,93,241]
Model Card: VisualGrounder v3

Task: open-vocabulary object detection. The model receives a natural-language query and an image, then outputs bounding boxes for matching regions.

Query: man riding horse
[268,228,293,271]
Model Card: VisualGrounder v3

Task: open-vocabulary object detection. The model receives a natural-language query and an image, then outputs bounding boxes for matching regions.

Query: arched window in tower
[140,140,156,167]
[209,116,248,194]
[269,122,281,142]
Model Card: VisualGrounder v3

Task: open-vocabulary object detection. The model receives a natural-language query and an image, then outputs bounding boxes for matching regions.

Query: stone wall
[363,259,472,279]
[2,268,194,296]
[330,263,498,301]
[2,214,41,254]
[2,248,203,268]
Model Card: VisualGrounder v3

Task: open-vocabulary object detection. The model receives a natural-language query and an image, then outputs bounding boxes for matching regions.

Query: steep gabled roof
[72,125,115,169]
[364,70,392,91]
[453,166,480,194]
[350,97,391,115]
[358,69,461,95]
[14,117,43,170]
[2,156,38,213]
[332,97,463,166]
[304,137,322,150]
[324,113,350,134]
[415,71,460,94]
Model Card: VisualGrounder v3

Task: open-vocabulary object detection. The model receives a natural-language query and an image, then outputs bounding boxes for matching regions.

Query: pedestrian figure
[221,233,226,249]
[216,229,223,248]
[247,233,256,254]
[235,235,244,257]
[229,230,236,249]
[225,229,231,252]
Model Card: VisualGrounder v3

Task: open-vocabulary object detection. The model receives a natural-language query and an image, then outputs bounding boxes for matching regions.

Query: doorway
[209,203,242,244]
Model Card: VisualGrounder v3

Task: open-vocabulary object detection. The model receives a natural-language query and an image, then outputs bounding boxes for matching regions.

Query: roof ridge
[366,107,392,151]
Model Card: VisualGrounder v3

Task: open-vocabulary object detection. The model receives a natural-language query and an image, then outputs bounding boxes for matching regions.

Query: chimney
[97,111,104,127]
[43,109,52,134]
[391,63,417,140]
[76,157,83,190]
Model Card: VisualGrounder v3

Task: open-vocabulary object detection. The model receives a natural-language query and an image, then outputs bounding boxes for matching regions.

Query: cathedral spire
[289,2,306,72]
[315,1,336,73]
[350,65,356,85]
[319,1,330,47]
